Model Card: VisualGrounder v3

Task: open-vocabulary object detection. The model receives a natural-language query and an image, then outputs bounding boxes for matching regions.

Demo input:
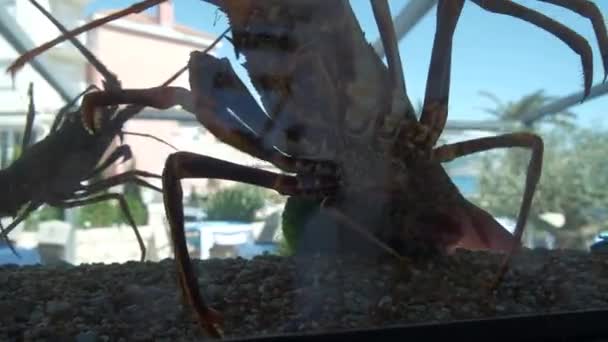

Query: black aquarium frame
[225,309,608,342]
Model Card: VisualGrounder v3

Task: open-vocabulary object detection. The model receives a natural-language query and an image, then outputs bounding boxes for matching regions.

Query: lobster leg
[80,82,334,176]
[83,138,173,185]
[538,0,608,81]
[0,201,42,256]
[0,222,17,257]
[21,83,36,152]
[433,132,544,290]
[470,0,597,99]
[369,0,413,141]
[162,151,337,338]
[61,170,163,263]
[121,131,178,151]
[84,145,134,180]
[420,0,605,144]
[419,0,465,148]
[50,192,148,262]
[50,85,99,133]
[78,169,162,195]
[370,0,406,95]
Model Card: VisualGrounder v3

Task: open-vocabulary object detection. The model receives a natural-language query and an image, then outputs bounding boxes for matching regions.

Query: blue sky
[85,0,608,129]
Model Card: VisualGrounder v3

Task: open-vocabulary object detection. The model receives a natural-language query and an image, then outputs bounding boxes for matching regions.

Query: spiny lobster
[8,0,608,339]
[0,0,182,262]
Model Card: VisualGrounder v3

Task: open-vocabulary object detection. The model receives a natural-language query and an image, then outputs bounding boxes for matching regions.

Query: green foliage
[24,205,64,231]
[77,197,120,228]
[76,184,148,228]
[36,205,64,221]
[204,184,268,222]
[280,196,322,254]
[123,182,148,226]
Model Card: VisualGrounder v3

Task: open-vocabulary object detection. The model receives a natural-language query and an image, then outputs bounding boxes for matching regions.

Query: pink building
[86,1,273,200]
[86,2,211,90]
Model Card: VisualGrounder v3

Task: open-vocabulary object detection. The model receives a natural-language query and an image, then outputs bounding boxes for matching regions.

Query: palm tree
[477,89,576,128]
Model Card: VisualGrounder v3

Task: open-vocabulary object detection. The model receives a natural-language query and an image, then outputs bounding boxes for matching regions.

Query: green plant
[276,235,295,256]
[204,184,267,222]
[280,196,323,254]
[76,184,149,228]
[36,205,64,221]
[76,195,121,228]
[123,182,148,226]
[23,205,64,231]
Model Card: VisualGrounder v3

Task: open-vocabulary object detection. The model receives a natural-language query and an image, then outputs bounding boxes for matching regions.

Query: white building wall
[0,0,89,121]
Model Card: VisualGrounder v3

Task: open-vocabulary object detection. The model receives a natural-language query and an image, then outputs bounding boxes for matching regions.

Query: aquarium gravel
[1,249,608,341]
